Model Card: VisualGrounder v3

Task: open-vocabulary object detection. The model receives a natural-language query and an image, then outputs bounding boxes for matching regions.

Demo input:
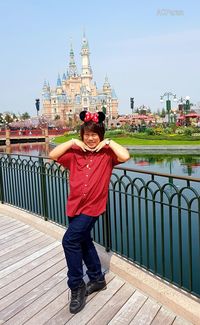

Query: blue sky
[0,0,200,116]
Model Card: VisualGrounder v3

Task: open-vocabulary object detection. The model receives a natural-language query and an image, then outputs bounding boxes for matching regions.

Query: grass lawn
[51,134,200,146]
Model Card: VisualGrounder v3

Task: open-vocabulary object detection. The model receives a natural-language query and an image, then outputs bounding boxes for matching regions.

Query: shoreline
[126,145,200,155]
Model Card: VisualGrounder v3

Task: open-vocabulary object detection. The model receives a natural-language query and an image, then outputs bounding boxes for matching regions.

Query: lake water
[0,142,200,177]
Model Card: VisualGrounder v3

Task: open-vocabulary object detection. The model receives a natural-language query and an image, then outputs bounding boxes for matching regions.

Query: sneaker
[86,278,107,295]
[69,281,86,314]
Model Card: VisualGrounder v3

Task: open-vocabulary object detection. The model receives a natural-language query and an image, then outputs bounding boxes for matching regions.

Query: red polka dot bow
[84,112,99,123]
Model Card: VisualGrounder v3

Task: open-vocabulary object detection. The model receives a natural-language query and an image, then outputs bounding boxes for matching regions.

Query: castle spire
[69,43,78,77]
[80,33,92,86]
[42,79,50,100]
[56,74,62,87]
[103,75,111,93]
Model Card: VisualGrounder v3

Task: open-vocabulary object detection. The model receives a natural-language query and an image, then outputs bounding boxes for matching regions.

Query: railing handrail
[1,152,200,182]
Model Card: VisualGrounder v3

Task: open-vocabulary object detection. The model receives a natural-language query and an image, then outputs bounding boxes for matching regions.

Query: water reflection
[0,142,52,157]
[130,155,200,177]
[0,143,200,177]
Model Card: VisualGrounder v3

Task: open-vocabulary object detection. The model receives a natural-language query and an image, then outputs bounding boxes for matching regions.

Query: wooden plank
[0,241,60,278]
[173,316,193,325]
[88,283,135,325]
[0,237,54,270]
[151,306,176,325]
[0,228,38,251]
[0,244,63,288]
[16,281,69,325]
[0,225,32,244]
[0,227,37,247]
[129,298,161,325]
[0,217,21,226]
[0,230,42,257]
[0,216,13,225]
[0,233,47,264]
[0,220,29,234]
[0,257,65,311]
[45,272,115,325]
[0,251,64,298]
[66,275,125,325]
[108,290,147,324]
[2,270,67,324]
[0,220,21,232]
[0,224,29,240]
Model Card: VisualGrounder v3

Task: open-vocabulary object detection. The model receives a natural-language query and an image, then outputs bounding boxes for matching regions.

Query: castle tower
[80,33,92,87]
[42,80,51,117]
[103,75,112,94]
[68,44,78,77]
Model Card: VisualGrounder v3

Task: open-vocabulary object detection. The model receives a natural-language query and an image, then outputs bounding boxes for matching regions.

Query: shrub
[106,129,126,137]
[183,127,194,136]
[175,127,185,134]
[163,127,173,134]
[154,127,164,135]
[145,128,155,135]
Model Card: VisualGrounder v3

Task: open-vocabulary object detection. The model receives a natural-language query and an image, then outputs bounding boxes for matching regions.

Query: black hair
[80,121,105,141]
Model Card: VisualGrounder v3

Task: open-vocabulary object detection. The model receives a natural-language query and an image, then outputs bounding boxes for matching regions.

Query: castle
[42,34,118,122]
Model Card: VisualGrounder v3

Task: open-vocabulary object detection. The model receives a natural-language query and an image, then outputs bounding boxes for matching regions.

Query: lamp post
[177,96,191,115]
[185,96,191,114]
[35,98,40,116]
[102,100,108,129]
[130,97,134,115]
[160,92,177,124]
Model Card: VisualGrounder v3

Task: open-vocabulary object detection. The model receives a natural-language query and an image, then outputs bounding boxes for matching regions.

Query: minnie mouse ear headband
[80,111,105,123]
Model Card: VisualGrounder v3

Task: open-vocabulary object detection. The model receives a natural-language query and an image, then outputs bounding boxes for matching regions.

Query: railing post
[5,128,11,146]
[45,128,49,143]
[39,157,48,221]
[0,158,4,203]
[103,205,111,252]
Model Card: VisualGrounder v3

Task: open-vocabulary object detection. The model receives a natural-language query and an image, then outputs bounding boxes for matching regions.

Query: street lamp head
[173,95,177,101]
[185,96,190,100]
[160,96,164,103]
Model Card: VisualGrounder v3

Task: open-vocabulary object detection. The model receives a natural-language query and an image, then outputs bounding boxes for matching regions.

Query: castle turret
[42,80,51,117]
[56,74,63,95]
[69,43,78,77]
[80,33,92,87]
[103,75,111,94]
[42,80,51,98]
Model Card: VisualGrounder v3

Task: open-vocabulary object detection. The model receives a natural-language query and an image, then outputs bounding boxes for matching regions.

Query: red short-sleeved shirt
[57,145,119,217]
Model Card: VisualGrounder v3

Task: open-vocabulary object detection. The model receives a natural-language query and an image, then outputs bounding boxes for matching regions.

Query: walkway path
[0,213,195,325]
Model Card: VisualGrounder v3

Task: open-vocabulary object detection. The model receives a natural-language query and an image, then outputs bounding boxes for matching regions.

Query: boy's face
[83,131,101,149]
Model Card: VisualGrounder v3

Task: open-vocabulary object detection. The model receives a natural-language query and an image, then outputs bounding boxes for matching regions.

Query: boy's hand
[94,139,108,152]
[73,139,93,152]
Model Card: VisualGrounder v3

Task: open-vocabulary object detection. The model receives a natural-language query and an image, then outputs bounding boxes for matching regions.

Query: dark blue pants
[62,214,104,289]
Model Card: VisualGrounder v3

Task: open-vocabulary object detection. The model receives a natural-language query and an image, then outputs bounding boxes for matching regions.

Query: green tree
[4,113,14,123]
[160,108,166,118]
[21,112,30,120]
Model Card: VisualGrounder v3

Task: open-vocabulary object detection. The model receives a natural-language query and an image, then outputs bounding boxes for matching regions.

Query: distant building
[42,34,118,122]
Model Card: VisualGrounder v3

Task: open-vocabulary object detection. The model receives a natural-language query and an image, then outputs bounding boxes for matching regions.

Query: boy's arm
[49,139,89,161]
[95,139,130,162]
[49,140,74,161]
[108,139,130,162]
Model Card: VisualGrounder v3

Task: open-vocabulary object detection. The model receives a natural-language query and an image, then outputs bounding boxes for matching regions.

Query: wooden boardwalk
[0,214,193,325]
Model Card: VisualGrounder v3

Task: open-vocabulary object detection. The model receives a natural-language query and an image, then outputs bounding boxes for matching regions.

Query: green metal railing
[0,153,199,297]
